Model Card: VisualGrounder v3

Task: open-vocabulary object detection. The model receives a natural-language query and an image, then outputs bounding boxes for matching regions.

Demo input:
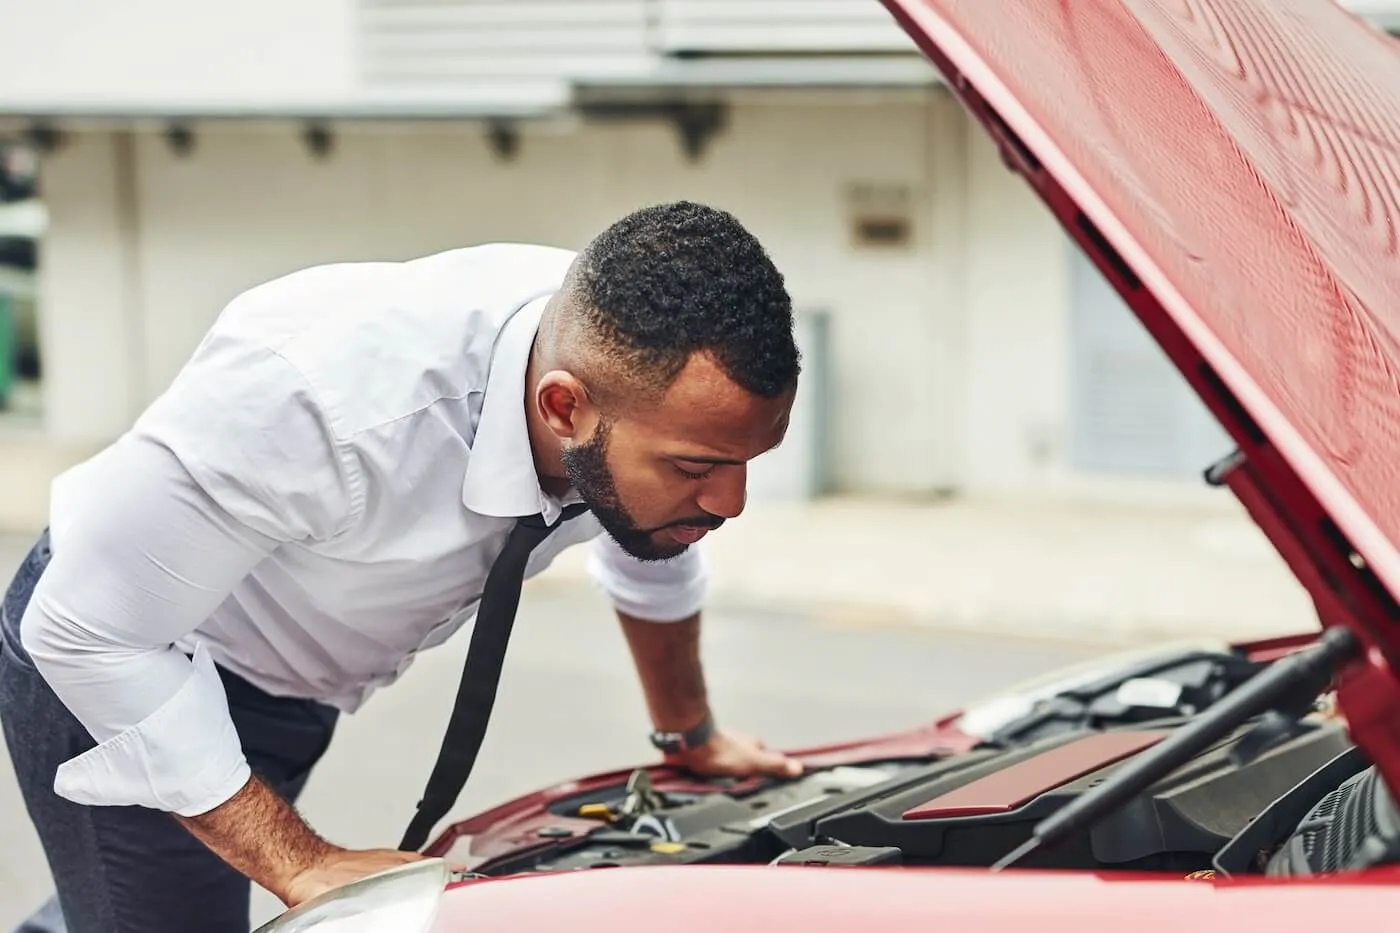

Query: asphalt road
[0,534,1105,930]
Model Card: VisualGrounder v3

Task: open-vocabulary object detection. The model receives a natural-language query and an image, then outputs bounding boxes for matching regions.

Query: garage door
[1068,246,1231,480]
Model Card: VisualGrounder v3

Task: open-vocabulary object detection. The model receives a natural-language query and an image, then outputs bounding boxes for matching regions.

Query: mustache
[656,515,726,533]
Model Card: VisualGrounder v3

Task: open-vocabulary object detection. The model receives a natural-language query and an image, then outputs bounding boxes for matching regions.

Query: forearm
[177,775,426,908]
[616,610,802,780]
[176,775,335,902]
[617,610,710,731]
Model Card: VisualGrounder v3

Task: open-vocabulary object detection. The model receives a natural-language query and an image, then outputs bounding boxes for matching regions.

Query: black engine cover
[812,718,1353,871]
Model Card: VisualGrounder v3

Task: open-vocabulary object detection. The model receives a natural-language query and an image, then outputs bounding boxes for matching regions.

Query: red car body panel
[432,864,1400,933]
[420,1,1400,926]
[877,0,1400,789]
[900,730,1168,820]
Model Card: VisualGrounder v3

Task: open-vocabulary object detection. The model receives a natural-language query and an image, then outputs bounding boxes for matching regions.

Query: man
[0,200,805,932]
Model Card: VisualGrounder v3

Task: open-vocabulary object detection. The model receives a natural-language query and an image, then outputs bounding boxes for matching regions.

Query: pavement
[539,489,1320,648]
[0,533,1106,930]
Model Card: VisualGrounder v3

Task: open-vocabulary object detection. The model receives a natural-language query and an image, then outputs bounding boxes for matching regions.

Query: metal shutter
[354,0,653,85]
[654,0,916,54]
[1068,247,1231,480]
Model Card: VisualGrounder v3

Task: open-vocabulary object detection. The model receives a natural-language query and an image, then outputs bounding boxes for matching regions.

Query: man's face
[562,353,795,562]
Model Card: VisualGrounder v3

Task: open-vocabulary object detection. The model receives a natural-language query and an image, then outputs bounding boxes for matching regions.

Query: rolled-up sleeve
[586,532,709,622]
[21,342,360,817]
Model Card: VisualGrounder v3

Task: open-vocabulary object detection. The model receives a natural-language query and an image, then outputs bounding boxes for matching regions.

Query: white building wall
[14,90,1193,531]
[16,87,1180,533]
[0,0,924,118]
[28,94,999,508]
[958,126,1074,494]
[0,0,355,110]
[37,134,143,442]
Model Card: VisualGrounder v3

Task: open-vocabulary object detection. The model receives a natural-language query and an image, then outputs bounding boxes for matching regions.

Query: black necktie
[399,502,590,851]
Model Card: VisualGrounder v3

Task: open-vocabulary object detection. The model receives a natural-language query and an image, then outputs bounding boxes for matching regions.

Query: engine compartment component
[478,763,920,875]
[444,644,1396,881]
[772,845,902,867]
[989,625,1361,870]
[814,719,1350,872]
[465,716,1353,877]
[900,730,1167,821]
[1212,746,1371,876]
[1265,760,1400,876]
[958,645,1263,746]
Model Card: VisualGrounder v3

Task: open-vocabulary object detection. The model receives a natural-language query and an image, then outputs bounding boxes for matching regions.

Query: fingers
[676,731,804,780]
[757,748,804,778]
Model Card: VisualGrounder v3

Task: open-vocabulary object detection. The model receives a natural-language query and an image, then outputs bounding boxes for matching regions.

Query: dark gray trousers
[0,531,340,932]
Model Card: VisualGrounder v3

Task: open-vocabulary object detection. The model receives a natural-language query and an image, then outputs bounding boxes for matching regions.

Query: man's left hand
[667,728,804,779]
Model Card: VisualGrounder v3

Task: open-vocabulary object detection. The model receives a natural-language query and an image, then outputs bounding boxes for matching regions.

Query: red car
[257,1,1400,929]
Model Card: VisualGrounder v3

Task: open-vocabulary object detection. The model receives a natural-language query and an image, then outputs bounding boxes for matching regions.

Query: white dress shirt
[19,243,708,818]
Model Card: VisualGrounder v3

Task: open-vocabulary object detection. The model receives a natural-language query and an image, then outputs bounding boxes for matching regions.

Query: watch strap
[650,713,715,755]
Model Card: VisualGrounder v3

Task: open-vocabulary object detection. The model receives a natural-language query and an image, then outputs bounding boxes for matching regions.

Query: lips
[668,525,711,545]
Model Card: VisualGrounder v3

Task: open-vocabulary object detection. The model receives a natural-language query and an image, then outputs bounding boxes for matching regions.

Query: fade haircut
[551,201,800,409]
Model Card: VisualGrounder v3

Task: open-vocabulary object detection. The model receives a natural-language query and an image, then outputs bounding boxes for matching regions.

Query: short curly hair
[562,201,800,403]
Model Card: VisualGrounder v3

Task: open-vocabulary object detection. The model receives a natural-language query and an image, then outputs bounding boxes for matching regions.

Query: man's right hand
[174,775,431,909]
[278,847,429,908]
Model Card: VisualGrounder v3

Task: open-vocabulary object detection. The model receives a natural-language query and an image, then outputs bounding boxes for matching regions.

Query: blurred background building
[1,0,1398,532]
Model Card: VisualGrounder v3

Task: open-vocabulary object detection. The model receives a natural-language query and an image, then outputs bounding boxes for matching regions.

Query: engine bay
[443,642,1397,879]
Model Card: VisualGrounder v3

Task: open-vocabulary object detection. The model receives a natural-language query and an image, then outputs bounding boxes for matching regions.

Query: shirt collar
[460,293,582,524]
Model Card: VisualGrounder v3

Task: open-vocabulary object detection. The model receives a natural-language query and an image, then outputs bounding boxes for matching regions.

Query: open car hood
[879,0,1400,790]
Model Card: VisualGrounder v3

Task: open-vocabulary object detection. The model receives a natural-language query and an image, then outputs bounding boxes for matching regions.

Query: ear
[535,370,598,441]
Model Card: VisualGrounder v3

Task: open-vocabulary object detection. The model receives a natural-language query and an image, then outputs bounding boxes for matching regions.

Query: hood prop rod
[991,624,1362,871]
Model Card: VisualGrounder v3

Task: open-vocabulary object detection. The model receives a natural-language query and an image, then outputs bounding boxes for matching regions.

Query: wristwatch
[649,713,715,755]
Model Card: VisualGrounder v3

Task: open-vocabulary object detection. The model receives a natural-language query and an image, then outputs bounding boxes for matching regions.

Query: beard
[561,419,720,562]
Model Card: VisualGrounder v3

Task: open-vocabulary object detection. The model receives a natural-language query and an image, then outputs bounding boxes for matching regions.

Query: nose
[696,465,748,520]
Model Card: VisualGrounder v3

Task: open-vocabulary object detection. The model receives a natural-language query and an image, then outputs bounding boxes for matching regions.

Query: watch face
[650,716,713,753]
[651,732,681,750]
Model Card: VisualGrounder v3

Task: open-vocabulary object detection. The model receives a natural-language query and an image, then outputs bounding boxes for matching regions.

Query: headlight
[253,858,449,933]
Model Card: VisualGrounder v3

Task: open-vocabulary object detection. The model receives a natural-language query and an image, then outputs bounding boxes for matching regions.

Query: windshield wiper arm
[991,625,1362,871]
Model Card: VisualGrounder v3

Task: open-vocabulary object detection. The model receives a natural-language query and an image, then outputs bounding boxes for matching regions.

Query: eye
[673,462,716,480]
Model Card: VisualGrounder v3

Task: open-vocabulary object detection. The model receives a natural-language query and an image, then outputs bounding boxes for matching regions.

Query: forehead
[627,352,794,454]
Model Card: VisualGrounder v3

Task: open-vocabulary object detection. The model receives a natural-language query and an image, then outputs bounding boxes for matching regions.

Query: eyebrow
[670,439,785,466]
